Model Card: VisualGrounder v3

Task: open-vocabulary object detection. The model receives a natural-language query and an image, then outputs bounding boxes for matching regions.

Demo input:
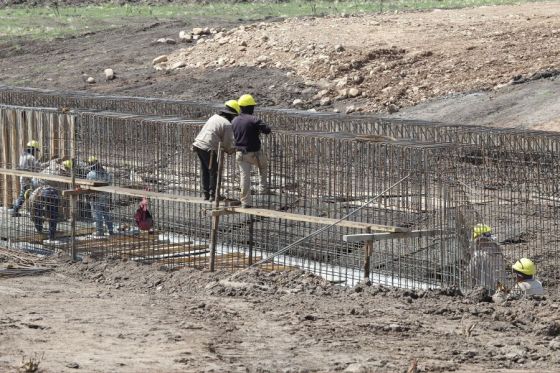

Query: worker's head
[26,140,40,155]
[473,223,492,240]
[220,100,240,120]
[512,258,536,281]
[238,94,256,114]
[87,156,98,165]
[62,160,73,171]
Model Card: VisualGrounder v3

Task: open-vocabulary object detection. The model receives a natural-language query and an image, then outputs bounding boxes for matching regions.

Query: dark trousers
[33,189,60,240]
[12,184,30,212]
[194,147,218,198]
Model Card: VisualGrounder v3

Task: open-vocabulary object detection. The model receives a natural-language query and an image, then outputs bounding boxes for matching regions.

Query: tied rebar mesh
[0,86,558,292]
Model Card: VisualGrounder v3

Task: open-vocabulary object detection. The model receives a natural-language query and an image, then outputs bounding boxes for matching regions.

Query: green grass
[0,0,551,40]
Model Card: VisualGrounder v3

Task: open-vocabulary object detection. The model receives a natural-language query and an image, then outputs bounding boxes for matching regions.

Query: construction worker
[192,100,240,202]
[10,140,47,217]
[231,94,272,208]
[511,258,544,296]
[28,184,61,245]
[86,156,114,238]
[467,224,507,290]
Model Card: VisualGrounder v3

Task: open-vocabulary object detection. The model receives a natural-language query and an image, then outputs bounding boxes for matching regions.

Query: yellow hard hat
[87,156,98,164]
[238,94,256,107]
[26,140,40,149]
[62,160,73,170]
[512,258,536,276]
[224,100,241,115]
[24,189,32,201]
[473,224,492,240]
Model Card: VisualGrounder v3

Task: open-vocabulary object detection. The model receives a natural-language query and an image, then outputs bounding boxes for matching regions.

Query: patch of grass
[0,0,552,40]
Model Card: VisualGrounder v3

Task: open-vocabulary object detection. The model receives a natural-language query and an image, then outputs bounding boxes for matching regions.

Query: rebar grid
[0,86,558,291]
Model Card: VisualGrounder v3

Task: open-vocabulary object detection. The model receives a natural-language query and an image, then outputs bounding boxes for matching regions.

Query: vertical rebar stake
[70,113,77,261]
[363,227,372,281]
[248,216,254,266]
[209,142,224,272]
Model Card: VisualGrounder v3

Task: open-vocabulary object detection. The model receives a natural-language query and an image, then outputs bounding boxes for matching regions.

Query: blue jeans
[12,184,30,213]
[91,198,113,235]
[32,188,59,240]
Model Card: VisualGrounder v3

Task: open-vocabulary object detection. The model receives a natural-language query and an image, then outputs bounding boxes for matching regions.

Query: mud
[1,251,560,372]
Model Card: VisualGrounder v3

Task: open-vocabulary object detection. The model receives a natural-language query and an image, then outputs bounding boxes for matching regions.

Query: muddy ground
[1,250,560,373]
[0,3,560,129]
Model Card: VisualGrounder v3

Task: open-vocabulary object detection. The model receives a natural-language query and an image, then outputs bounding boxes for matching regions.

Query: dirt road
[1,3,560,129]
[1,255,560,372]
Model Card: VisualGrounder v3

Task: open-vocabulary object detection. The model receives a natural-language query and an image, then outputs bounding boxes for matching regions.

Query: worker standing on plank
[467,224,507,290]
[232,94,272,208]
[10,140,48,217]
[192,100,240,202]
[511,258,544,296]
[86,156,114,238]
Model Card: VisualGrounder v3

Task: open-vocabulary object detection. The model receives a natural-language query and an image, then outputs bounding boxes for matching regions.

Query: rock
[320,97,331,106]
[333,108,340,113]
[170,61,186,70]
[217,58,225,66]
[345,105,356,114]
[286,71,294,78]
[86,77,96,84]
[336,76,348,88]
[256,55,269,63]
[292,99,303,107]
[104,68,115,80]
[301,87,316,99]
[197,39,205,45]
[466,287,492,303]
[337,89,348,99]
[192,27,204,35]
[152,55,168,65]
[240,40,248,47]
[344,363,367,373]
[261,35,269,42]
[179,31,192,42]
[353,75,364,84]
[192,34,200,40]
[65,362,80,369]
[334,44,345,52]
[549,338,560,351]
[202,27,210,35]
[348,88,360,98]
[387,104,400,114]
[157,38,176,45]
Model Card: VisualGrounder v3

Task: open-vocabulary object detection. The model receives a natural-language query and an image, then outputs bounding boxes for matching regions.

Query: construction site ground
[1,252,560,373]
[0,2,559,129]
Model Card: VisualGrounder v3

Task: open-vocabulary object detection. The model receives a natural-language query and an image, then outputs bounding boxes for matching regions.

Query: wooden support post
[209,143,224,272]
[363,227,372,281]
[70,115,77,261]
[248,217,254,266]
[1,109,10,208]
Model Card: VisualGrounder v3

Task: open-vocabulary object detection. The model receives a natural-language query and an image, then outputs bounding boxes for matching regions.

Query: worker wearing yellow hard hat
[232,94,273,208]
[10,139,48,217]
[511,258,543,296]
[467,223,506,291]
[192,100,240,202]
[86,156,114,238]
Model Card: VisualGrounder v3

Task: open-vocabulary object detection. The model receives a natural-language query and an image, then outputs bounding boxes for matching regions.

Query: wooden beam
[89,185,212,205]
[343,229,445,243]
[0,168,108,187]
[213,207,409,232]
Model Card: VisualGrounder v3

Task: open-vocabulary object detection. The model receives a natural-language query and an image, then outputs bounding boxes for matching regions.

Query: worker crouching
[511,258,544,296]
[467,224,507,290]
[29,185,61,244]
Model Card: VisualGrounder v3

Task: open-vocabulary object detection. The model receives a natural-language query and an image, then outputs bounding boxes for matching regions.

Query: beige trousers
[236,150,268,206]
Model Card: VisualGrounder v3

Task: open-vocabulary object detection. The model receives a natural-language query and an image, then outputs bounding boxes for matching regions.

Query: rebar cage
[0,86,558,292]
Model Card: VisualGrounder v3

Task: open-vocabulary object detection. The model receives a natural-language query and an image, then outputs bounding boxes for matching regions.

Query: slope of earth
[1,252,560,372]
[1,3,560,129]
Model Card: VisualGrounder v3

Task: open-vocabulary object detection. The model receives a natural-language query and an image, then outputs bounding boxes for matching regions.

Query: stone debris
[104,68,115,81]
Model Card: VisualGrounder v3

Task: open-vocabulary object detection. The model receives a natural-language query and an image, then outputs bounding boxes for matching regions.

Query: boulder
[192,27,204,35]
[292,99,303,107]
[152,55,168,65]
[86,77,96,84]
[104,68,115,80]
[179,31,192,42]
[348,88,360,98]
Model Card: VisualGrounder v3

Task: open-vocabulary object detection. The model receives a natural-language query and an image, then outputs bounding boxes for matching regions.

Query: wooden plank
[9,109,19,204]
[214,207,409,232]
[0,168,109,187]
[343,229,446,243]
[89,185,212,205]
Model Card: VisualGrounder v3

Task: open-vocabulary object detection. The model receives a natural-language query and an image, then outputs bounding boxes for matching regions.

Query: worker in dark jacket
[231,94,271,208]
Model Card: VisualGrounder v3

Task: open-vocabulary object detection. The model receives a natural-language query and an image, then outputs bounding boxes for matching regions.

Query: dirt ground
[1,3,560,129]
[1,249,560,373]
